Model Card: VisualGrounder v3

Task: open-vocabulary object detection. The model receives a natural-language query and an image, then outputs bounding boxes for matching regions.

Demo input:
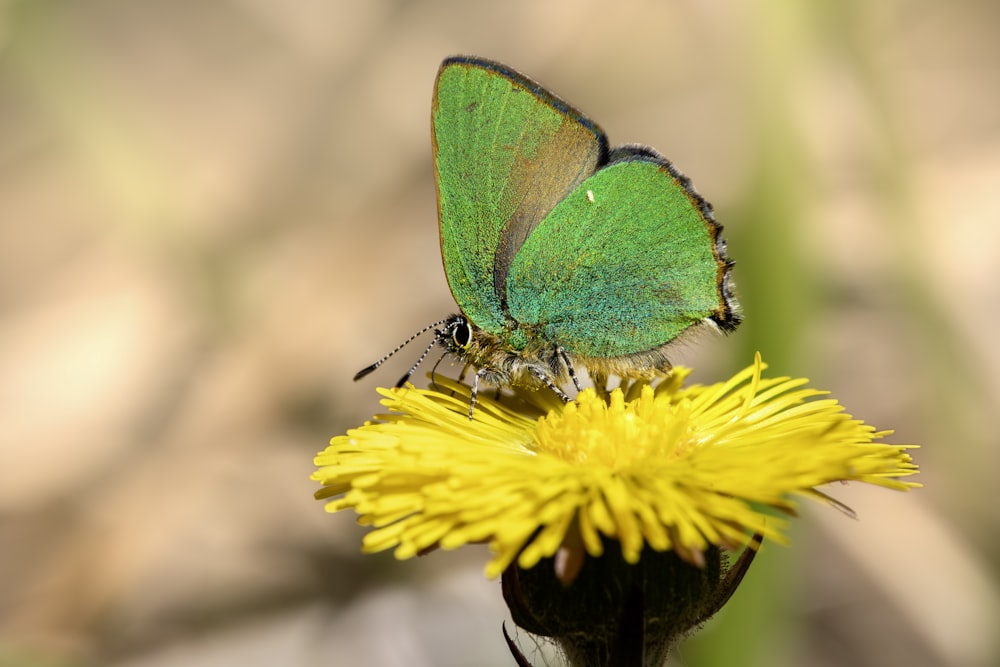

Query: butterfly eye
[453,321,472,349]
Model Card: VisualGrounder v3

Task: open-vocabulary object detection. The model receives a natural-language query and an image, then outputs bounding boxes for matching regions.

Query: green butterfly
[356,56,740,413]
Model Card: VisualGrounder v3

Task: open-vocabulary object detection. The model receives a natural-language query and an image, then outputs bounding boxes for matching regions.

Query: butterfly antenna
[395,336,441,388]
[353,318,449,381]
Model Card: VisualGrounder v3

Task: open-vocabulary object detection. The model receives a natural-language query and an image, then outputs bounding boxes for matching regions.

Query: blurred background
[1,1,997,666]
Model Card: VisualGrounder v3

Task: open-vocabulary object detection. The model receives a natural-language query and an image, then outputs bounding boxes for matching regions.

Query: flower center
[533,387,696,470]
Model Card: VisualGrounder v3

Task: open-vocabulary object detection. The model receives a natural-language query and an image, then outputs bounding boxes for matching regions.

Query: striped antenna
[353,318,450,381]
[394,336,442,388]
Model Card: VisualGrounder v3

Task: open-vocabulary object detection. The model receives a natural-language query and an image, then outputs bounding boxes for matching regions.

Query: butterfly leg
[467,370,483,420]
[590,370,612,402]
[530,367,571,403]
[558,347,582,393]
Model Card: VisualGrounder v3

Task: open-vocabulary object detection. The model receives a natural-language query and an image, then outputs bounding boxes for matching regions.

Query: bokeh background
[1,1,997,666]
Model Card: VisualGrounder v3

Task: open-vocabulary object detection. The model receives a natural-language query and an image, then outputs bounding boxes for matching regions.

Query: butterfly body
[356,56,740,412]
[435,314,572,392]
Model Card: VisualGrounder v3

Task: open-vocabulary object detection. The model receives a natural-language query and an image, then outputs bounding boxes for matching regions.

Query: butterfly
[356,56,740,415]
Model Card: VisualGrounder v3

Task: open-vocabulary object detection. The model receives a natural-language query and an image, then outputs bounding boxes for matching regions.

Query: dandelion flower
[313,353,919,580]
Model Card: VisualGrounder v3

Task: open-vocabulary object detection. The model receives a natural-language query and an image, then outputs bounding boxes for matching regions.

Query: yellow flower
[313,353,919,579]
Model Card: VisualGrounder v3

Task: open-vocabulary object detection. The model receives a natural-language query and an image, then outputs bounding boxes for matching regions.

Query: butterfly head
[437,314,473,355]
[434,314,511,382]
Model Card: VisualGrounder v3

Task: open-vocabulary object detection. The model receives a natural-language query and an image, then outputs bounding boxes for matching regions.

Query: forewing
[433,56,607,333]
[506,154,739,358]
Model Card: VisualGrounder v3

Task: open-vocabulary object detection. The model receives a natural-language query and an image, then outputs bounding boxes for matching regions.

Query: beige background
[1,1,997,666]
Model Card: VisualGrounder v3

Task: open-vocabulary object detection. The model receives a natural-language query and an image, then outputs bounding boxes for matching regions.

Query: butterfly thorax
[437,314,568,389]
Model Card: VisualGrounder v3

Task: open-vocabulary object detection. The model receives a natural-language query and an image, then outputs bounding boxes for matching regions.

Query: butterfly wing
[506,150,739,360]
[432,56,608,334]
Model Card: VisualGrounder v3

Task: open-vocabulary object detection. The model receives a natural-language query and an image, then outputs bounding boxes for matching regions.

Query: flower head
[313,354,919,579]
